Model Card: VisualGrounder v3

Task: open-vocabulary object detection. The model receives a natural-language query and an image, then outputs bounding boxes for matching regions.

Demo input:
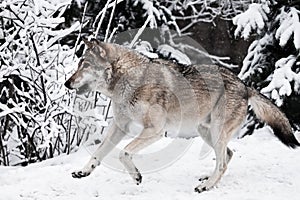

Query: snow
[1,128,300,200]
[134,0,160,28]
[238,34,272,80]
[157,44,191,65]
[133,41,191,65]
[236,5,300,106]
[134,41,159,59]
[261,56,299,106]
[233,3,270,39]
[294,22,300,49]
[45,21,81,48]
[275,7,300,49]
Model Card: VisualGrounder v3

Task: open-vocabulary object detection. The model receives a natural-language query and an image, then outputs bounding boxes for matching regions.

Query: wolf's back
[248,88,300,148]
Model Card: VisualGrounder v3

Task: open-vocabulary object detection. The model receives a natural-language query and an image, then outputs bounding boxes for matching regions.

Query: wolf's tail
[247,87,300,148]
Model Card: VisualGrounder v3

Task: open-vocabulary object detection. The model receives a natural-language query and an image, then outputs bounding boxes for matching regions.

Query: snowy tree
[234,1,300,134]
[0,0,108,166]
[66,0,262,39]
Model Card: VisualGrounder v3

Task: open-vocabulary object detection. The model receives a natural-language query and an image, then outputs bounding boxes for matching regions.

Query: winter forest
[0,0,300,199]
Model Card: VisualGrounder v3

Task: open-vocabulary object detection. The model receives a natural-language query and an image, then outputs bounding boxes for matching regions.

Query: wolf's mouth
[76,84,90,95]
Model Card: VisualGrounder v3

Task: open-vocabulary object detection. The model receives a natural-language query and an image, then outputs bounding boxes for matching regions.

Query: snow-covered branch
[233,3,270,39]
[275,7,300,49]
[0,0,106,166]
[261,56,300,106]
[235,1,300,134]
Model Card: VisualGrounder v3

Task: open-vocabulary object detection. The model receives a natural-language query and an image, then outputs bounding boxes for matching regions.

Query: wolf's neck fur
[112,44,150,73]
[104,44,150,94]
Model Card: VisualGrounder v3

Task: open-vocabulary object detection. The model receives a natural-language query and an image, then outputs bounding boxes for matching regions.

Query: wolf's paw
[134,172,142,185]
[194,186,208,193]
[194,181,215,193]
[198,175,209,182]
[72,170,91,178]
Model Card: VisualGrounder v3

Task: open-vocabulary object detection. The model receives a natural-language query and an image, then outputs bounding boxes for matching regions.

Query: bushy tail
[248,87,300,148]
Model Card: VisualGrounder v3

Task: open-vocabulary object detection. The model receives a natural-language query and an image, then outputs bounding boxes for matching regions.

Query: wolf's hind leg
[195,137,229,193]
[197,146,233,183]
[195,97,247,193]
[119,128,163,185]
[72,122,125,178]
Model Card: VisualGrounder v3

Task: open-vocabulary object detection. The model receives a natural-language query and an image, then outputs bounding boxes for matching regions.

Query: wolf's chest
[164,119,200,139]
[127,117,200,139]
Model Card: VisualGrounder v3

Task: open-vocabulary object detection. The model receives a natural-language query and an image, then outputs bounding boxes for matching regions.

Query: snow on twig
[104,0,118,42]
[129,15,153,48]
[275,7,300,49]
[233,3,270,39]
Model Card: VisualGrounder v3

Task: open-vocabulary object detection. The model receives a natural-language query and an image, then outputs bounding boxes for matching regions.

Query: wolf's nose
[64,80,72,89]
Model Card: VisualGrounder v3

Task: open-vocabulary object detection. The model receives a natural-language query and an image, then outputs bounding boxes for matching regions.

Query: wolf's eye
[78,58,90,69]
[83,63,90,68]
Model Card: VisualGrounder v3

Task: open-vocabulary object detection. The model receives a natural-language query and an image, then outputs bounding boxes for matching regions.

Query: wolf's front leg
[119,128,162,185]
[72,122,125,178]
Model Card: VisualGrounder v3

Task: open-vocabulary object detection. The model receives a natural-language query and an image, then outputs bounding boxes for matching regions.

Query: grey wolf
[64,39,299,193]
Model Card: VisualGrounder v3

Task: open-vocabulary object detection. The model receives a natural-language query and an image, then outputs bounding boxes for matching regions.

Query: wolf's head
[65,39,116,96]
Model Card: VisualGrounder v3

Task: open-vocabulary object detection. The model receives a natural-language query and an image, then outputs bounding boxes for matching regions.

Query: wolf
[64,39,299,193]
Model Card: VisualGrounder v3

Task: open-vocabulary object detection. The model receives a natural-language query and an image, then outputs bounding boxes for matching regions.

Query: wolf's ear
[93,40,107,58]
[90,38,100,45]
[83,38,100,48]
[83,38,107,58]
[82,38,93,49]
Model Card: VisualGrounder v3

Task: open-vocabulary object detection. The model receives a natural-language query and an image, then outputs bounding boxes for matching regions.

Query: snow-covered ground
[1,127,300,200]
